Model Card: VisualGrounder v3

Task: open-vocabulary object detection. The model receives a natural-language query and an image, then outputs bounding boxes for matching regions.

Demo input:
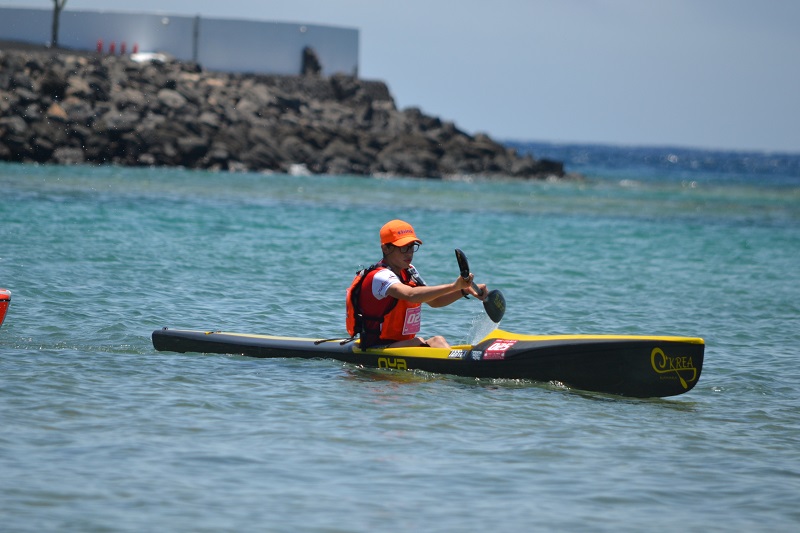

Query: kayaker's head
[380,219,422,269]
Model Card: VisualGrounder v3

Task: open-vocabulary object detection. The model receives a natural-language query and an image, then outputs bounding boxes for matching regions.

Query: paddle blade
[483,289,506,323]
[454,248,470,279]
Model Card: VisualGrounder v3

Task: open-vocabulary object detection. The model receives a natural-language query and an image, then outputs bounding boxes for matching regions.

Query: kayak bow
[152,327,704,398]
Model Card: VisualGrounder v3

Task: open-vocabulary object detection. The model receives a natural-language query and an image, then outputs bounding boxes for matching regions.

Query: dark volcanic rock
[0,42,572,180]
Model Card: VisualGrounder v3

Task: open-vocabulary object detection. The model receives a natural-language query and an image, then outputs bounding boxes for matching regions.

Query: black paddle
[455,248,505,323]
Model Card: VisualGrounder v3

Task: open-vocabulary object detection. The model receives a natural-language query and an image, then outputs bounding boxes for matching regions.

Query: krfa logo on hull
[650,347,697,389]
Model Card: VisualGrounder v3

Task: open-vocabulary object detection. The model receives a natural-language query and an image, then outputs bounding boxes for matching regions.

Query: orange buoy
[0,289,10,328]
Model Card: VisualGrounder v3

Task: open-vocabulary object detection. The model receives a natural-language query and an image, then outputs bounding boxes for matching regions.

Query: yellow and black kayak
[152,327,704,398]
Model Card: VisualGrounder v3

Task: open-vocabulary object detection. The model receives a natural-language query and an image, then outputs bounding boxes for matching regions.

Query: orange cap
[380,219,422,247]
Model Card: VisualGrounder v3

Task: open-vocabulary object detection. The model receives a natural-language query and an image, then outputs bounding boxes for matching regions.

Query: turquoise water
[1,150,799,532]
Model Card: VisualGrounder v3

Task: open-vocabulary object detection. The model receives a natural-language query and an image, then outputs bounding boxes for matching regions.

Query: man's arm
[427,282,488,308]
[387,275,485,306]
[386,275,471,304]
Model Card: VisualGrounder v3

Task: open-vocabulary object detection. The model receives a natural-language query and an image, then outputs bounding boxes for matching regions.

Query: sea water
[1,143,799,532]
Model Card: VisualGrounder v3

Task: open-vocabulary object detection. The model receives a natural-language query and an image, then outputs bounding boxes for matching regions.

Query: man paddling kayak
[346,220,487,349]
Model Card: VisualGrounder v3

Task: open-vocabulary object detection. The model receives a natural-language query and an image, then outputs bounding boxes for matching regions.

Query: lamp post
[50,0,67,48]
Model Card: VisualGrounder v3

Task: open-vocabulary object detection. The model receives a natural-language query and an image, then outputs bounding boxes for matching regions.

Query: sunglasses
[391,243,421,253]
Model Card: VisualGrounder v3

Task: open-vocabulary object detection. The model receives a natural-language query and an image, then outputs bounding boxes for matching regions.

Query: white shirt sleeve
[372,269,400,299]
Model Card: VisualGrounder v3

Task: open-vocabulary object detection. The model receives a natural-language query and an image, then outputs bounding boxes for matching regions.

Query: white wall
[198,18,358,76]
[0,6,359,76]
[0,7,52,47]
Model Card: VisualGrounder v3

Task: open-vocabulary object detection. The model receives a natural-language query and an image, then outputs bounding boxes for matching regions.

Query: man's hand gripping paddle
[454,248,506,323]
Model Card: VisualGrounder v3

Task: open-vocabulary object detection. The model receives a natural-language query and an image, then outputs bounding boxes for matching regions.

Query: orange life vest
[346,262,423,349]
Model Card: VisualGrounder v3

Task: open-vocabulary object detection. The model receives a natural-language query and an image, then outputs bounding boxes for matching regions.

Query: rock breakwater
[0,44,567,179]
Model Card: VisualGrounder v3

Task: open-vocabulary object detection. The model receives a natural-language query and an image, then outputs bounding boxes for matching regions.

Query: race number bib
[402,307,422,335]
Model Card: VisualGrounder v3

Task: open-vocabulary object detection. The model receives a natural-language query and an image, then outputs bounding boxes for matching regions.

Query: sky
[7,0,800,153]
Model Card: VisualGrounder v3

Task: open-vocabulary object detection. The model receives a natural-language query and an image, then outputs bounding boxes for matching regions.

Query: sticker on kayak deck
[448,349,467,359]
[484,340,517,360]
